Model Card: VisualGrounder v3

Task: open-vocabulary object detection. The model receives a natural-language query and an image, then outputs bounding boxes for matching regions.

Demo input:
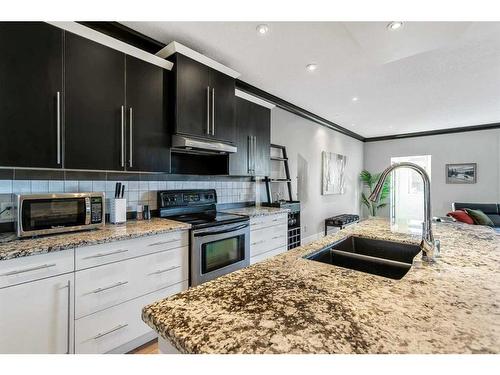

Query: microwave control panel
[91,196,103,223]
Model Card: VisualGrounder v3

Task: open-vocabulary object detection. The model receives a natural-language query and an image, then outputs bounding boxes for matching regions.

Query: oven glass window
[22,199,86,231]
[201,235,245,274]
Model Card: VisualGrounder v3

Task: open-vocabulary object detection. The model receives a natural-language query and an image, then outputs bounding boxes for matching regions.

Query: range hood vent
[171,135,237,155]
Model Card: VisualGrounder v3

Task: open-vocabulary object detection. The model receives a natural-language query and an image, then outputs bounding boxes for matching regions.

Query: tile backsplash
[0,179,255,223]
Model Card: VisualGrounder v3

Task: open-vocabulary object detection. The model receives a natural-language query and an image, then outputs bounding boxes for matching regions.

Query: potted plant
[360,170,390,217]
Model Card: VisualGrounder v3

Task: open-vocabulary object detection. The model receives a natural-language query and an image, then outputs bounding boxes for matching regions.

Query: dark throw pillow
[464,208,495,227]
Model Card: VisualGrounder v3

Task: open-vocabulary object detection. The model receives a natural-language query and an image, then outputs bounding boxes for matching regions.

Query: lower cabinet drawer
[0,249,74,289]
[250,247,287,265]
[75,281,187,354]
[250,213,287,231]
[75,231,188,270]
[250,224,287,257]
[75,246,188,319]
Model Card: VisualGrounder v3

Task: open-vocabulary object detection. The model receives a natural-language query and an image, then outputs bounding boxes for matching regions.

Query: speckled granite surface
[222,206,290,217]
[142,218,500,354]
[0,218,190,261]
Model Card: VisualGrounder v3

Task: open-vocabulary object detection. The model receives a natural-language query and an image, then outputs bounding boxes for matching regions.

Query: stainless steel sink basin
[304,236,421,280]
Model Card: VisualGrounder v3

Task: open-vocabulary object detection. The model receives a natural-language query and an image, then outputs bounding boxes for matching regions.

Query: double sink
[304,236,421,280]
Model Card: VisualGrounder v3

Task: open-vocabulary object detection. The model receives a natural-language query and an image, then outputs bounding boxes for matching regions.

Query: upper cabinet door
[0,22,63,168]
[252,104,271,177]
[209,70,236,144]
[125,56,170,172]
[172,54,211,139]
[65,32,125,171]
[229,97,270,176]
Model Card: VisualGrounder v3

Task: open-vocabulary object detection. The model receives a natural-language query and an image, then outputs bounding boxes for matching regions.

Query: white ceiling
[122,21,500,138]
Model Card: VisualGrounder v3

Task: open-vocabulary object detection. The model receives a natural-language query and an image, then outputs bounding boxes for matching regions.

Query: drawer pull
[147,239,179,247]
[251,240,265,246]
[91,324,129,340]
[148,265,180,276]
[88,281,129,294]
[83,249,128,259]
[272,235,285,240]
[0,263,56,277]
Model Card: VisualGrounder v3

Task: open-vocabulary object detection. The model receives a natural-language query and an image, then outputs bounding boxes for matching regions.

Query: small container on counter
[136,204,143,220]
[143,205,151,220]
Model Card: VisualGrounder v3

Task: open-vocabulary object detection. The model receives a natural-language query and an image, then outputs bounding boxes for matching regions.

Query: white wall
[363,128,500,217]
[262,107,364,243]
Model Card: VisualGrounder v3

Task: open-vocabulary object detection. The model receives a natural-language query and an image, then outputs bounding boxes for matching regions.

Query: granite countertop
[0,218,191,261]
[142,218,500,354]
[222,206,290,217]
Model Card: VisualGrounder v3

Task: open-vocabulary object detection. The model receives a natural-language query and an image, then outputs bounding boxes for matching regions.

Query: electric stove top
[157,189,249,229]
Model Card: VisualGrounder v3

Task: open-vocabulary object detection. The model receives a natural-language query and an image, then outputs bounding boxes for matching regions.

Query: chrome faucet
[368,162,439,263]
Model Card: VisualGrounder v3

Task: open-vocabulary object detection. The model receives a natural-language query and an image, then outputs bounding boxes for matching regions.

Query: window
[390,155,431,234]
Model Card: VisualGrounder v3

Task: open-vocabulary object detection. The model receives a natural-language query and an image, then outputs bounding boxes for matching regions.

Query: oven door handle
[193,223,249,237]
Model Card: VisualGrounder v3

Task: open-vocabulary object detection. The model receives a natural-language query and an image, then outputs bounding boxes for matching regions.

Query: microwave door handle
[85,197,91,225]
[194,223,249,237]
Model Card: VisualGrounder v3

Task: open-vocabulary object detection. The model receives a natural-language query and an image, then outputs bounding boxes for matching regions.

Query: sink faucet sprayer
[368,162,440,263]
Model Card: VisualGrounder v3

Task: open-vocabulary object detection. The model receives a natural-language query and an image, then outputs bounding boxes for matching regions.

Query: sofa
[452,202,500,229]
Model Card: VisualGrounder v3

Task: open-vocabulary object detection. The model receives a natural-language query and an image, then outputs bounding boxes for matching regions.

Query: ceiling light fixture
[352,97,359,102]
[256,24,269,35]
[387,21,404,30]
[306,63,317,72]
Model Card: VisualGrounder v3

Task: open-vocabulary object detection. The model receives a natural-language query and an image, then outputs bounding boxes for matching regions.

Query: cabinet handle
[83,248,128,259]
[121,105,125,167]
[211,88,215,135]
[56,91,61,165]
[129,107,133,168]
[66,280,71,354]
[91,324,128,340]
[148,265,180,276]
[272,235,285,240]
[247,136,252,174]
[251,240,265,246]
[253,136,257,174]
[206,87,211,135]
[147,239,179,247]
[88,280,128,294]
[0,263,56,277]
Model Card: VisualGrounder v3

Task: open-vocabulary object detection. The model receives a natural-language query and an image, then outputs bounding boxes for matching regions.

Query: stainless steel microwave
[16,192,105,238]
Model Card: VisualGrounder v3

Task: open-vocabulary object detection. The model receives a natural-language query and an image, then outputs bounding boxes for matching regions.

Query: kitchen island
[142,218,500,354]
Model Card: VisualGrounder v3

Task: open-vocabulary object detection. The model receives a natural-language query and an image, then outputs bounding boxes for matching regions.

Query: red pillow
[447,210,474,224]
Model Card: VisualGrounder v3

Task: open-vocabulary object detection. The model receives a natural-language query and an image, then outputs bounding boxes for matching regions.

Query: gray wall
[363,128,500,217]
[262,107,364,243]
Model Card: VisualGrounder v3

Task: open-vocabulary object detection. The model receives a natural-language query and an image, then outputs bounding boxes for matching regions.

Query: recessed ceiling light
[352,97,359,102]
[387,21,404,31]
[256,24,269,35]
[306,63,317,72]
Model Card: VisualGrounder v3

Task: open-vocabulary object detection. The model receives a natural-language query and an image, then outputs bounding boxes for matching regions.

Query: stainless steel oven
[16,193,105,238]
[190,221,250,286]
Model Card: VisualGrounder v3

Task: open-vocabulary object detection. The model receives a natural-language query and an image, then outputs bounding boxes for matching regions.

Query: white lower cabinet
[0,230,189,354]
[0,272,74,354]
[74,233,189,354]
[250,213,288,264]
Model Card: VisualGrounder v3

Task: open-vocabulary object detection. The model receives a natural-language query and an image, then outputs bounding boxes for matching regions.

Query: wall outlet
[303,225,308,233]
[0,202,15,221]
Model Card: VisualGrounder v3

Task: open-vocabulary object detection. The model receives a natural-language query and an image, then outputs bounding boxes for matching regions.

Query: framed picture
[322,151,347,195]
[446,163,477,184]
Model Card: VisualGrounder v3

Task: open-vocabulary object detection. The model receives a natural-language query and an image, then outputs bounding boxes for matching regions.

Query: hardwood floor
[128,339,159,354]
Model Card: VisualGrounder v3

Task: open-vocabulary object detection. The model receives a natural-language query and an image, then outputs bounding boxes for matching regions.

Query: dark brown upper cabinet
[125,55,170,173]
[64,32,126,171]
[169,53,236,144]
[65,32,170,172]
[0,22,63,168]
[229,97,271,176]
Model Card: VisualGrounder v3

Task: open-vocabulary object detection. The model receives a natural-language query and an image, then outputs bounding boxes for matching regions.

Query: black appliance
[158,189,250,286]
